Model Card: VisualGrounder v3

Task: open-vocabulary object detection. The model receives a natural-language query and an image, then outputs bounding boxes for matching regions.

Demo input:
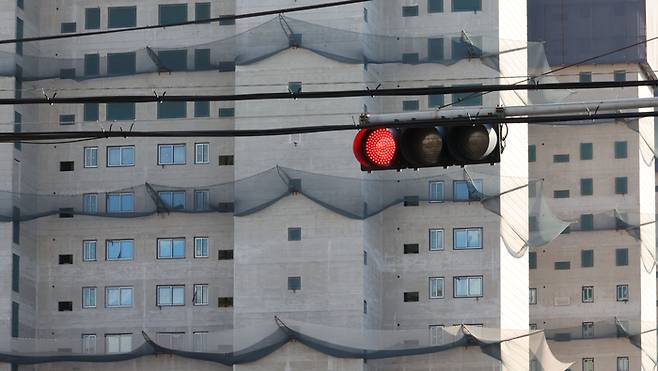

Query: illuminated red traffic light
[353,128,398,168]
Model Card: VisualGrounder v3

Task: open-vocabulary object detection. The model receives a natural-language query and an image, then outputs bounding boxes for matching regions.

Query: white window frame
[429,324,444,345]
[453,179,483,201]
[82,286,97,308]
[616,284,629,301]
[158,190,186,210]
[83,240,97,262]
[105,334,132,354]
[193,284,209,306]
[157,238,185,259]
[106,239,134,261]
[106,145,134,167]
[453,276,483,298]
[157,285,185,306]
[83,146,98,168]
[194,190,209,211]
[429,229,444,251]
[194,143,209,164]
[428,181,444,202]
[194,237,209,258]
[82,334,97,354]
[158,144,186,165]
[429,277,444,299]
[105,287,133,308]
[582,286,593,303]
[529,288,537,305]
[453,227,483,250]
[617,357,629,371]
[106,192,134,213]
[156,332,185,348]
[83,193,98,214]
[193,331,208,352]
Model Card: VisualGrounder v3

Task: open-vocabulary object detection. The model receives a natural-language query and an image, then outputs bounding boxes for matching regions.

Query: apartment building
[3,0,534,370]
[529,1,657,370]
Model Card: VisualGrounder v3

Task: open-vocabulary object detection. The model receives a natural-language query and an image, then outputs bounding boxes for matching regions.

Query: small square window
[452,85,483,106]
[582,286,593,303]
[195,2,211,21]
[616,284,629,301]
[288,276,301,291]
[581,250,594,267]
[404,243,419,254]
[580,143,593,160]
[61,22,76,33]
[218,155,234,166]
[615,177,628,195]
[219,108,235,117]
[218,297,233,307]
[614,70,626,82]
[59,254,73,264]
[288,227,301,241]
[428,0,443,13]
[554,261,571,270]
[528,145,536,162]
[614,141,628,159]
[194,101,210,118]
[553,154,570,163]
[579,72,592,83]
[59,115,75,125]
[616,248,628,266]
[84,103,99,122]
[403,291,419,302]
[58,301,73,311]
[453,228,482,249]
[580,178,593,196]
[194,49,211,70]
[402,5,419,16]
[288,82,302,95]
[60,161,74,172]
[218,249,233,260]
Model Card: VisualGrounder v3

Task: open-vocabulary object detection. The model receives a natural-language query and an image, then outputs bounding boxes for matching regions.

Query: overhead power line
[5,111,658,142]
[8,80,658,105]
[2,0,370,45]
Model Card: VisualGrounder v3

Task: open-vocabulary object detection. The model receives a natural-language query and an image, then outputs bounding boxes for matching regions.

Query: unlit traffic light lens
[448,125,498,161]
[400,127,445,167]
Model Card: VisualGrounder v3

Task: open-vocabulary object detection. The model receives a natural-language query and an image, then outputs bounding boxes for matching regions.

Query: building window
[429,181,444,202]
[453,179,482,201]
[616,284,629,301]
[158,144,186,165]
[16,18,23,56]
[553,190,570,198]
[195,2,211,21]
[11,302,18,338]
[106,240,133,261]
[194,237,208,258]
[107,146,135,167]
[158,191,185,209]
[107,52,136,75]
[219,108,235,117]
[85,8,100,30]
[402,5,419,16]
[83,240,97,262]
[193,331,208,352]
[83,193,98,214]
[616,248,628,266]
[105,334,132,353]
[288,81,302,95]
[428,86,445,108]
[614,141,627,159]
[582,358,594,371]
[195,143,209,164]
[363,300,367,314]
[157,100,187,118]
[106,193,134,213]
[288,276,301,291]
[82,287,97,308]
[84,147,98,168]
[553,154,569,163]
[61,22,76,33]
[453,228,482,250]
[157,238,185,259]
[11,254,19,293]
[404,291,419,302]
[453,276,483,298]
[582,286,593,303]
[615,177,628,195]
[580,178,593,196]
[84,54,100,76]
[157,285,185,306]
[428,0,443,13]
[429,229,444,251]
[12,206,20,245]
[404,243,419,254]
[84,103,99,122]
[554,261,570,270]
[614,71,626,82]
[108,6,137,28]
[106,102,135,121]
[617,357,629,371]
[429,277,444,299]
[105,287,133,307]
[581,250,594,267]
[580,214,594,231]
[580,143,593,160]
[582,322,594,338]
[193,284,208,305]
[194,190,209,211]
[529,288,537,304]
[452,0,481,12]
[402,100,419,111]
[159,4,188,25]
[579,72,592,83]
[194,101,210,117]
[288,227,302,241]
[452,85,483,106]
[429,325,444,345]
[428,38,444,62]
[218,249,233,259]
[528,145,536,162]
[529,251,537,269]
[59,114,75,125]
[82,334,97,354]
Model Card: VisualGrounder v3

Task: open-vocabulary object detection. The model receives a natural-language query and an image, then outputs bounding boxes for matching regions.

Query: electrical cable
[2,0,370,45]
[6,110,658,142]
[5,80,658,105]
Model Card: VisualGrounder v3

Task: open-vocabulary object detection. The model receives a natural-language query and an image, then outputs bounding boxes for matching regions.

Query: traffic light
[353,124,502,171]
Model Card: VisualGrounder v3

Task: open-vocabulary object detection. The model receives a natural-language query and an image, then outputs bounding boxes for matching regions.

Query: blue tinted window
[616,248,628,266]
[402,5,418,16]
[194,49,211,70]
[11,302,18,337]
[452,0,481,11]
[15,18,23,56]
[528,145,536,162]
[402,53,419,64]
[84,103,99,122]
[452,37,482,59]
[428,38,444,62]
[107,52,136,75]
[219,108,234,117]
[402,100,419,111]
[108,7,136,28]
[452,85,483,106]
[84,54,99,76]
[106,194,134,213]
[288,276,301,290]
[59,69,75,79]
[579,72,592,83]
[615,177,628,195]
[580,143,593,160]
[614,141,627,159]
[428,0,443,12]
[580,214,594,231]
[581,250,594,267]
[158,101,187,119]
[61,22,76,33]
[553,154,570,163]
[159,4,188,25]
[106,240,133,259]
[529,252,537,269]
[195,2,210,21]
[288,227,301,241]
[554,261,570,270]
[194,101,210,117]
[59,115,75,125]
[85,8,100,30]
[106,103,135,121]
[553,190,570,198]
[158,50,187,71]
[614,70,626,82]
[580,178,593,196]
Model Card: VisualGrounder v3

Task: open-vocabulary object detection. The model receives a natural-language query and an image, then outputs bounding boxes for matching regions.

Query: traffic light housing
[353,124,502,171]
